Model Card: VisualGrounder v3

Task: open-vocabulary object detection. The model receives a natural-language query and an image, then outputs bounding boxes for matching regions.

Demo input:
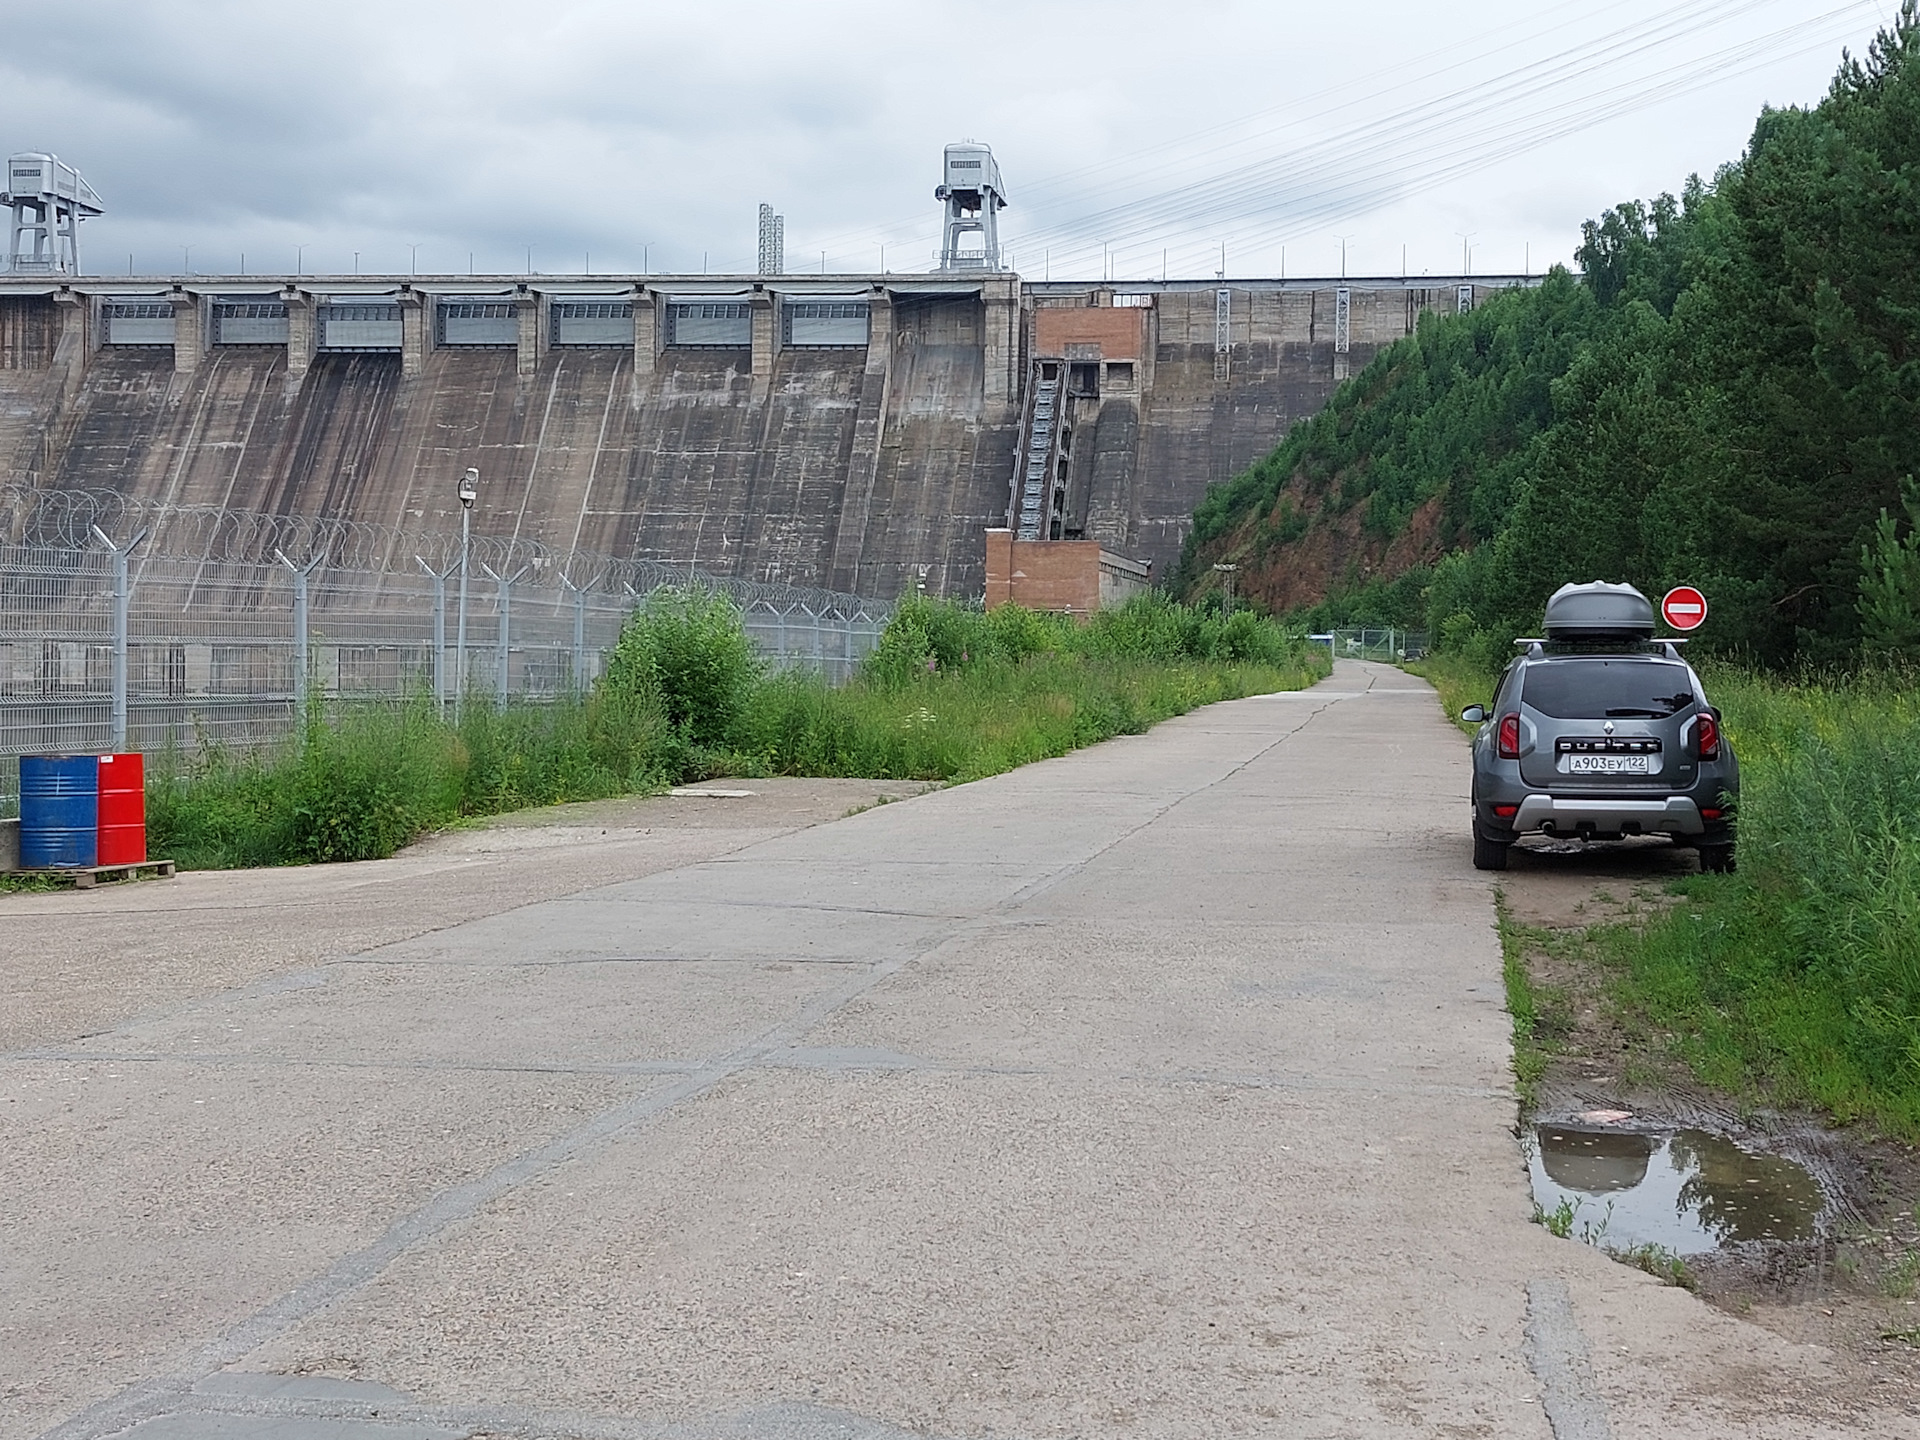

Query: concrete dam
[0,270,1522,600]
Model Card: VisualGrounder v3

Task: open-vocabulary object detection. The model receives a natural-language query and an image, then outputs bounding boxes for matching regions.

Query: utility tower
[935,143,1007,271]
[3,153,103,274]
[757,203,785,276]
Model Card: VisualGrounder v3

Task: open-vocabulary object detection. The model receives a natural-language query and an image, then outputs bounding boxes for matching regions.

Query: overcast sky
[0,0,1895,282]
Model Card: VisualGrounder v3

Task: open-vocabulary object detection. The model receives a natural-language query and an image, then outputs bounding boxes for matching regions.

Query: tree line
[1177,3,1920,669]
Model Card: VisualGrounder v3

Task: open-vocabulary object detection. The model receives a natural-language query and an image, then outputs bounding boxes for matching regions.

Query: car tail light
[1493,804,1518,818]
[1696,712,1720,760]
[1701,807,1722,820]
[1497,714,1520,759]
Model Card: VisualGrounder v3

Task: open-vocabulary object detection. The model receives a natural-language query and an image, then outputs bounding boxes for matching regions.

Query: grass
[726,651,1307,783]
[1527,1192,1696,1287]
[1497,894,1553,1107]
[1586,666,1920,1139]
[148,593,1328,871]
[1403,653,1492,735]
[1611,1242,1695,1290]
[1533,1195,1579,1239]
[1419,644,1920,1141]
[1879,1249,1920,1300]
[150,690,674,870]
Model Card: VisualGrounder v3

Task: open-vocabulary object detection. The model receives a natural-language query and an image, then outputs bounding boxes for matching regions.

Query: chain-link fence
[1311,628,1430,663]
[0,509,891,815]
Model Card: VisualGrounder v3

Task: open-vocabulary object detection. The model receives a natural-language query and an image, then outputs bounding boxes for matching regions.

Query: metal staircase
[1011,367,1065,540]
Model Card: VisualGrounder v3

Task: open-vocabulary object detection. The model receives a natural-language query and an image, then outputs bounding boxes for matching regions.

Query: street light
[455,467,478,718]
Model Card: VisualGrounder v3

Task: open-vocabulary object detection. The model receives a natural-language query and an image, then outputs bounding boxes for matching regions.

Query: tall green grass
[1592,667,1920,1135]
[149,592,1326,870]
[149,690,672,869]
[1408,650,1920,1134]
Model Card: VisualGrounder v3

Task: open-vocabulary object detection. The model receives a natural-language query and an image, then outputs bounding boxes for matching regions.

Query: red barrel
[96,753,146,866]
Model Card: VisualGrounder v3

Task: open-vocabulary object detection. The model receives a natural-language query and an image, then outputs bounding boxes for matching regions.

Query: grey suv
[1462,582,1739,873]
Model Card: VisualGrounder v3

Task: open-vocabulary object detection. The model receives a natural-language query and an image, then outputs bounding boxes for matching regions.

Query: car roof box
[1542,581,1655,640]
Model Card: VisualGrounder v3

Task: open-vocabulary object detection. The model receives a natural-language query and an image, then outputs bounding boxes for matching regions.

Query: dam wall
[0,272,1528,601]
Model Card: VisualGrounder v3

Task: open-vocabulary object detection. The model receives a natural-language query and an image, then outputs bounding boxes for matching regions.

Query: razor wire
[0,486,891,623]
[0,519,892,813]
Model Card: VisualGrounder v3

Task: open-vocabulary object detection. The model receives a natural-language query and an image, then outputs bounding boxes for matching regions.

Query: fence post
[91,524,148,753]
[495,570,510,702]
[481,563,530,703]
[111,544,130,750]
[561,573,589,691]
[416,556,456,711]
[275,549,324,715]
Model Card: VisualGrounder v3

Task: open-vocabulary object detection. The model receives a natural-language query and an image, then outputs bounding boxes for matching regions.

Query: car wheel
[1473,825,1510,872]
[1699,843,1736,875]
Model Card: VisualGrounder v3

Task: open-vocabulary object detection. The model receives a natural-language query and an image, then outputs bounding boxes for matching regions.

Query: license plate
[1567,754,1652,775]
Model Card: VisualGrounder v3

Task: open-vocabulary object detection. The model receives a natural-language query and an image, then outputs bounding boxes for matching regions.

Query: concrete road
[4,663,1909,1440]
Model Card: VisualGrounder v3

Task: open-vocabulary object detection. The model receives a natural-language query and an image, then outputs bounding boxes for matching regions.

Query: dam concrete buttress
[0,273,1531,599]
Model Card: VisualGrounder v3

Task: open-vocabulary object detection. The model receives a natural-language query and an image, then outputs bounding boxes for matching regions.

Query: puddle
[1526,1123,1827,1255]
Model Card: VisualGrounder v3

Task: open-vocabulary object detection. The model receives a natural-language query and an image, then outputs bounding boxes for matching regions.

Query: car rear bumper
[1512,793,1704,837]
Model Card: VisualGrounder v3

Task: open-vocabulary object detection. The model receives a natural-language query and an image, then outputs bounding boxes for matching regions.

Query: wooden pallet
[17,859,177,888]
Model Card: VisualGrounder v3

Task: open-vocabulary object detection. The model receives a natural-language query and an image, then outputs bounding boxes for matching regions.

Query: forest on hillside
[1175,3,1920,669]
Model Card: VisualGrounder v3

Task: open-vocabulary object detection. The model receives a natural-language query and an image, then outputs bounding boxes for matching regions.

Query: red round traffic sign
[1661,586,1708,632]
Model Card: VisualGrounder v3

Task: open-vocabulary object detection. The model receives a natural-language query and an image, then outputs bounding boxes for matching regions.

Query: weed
[1403,653,1496,735]
[603,587,762,747]
[1530,1190,1695,1288]
[1580,666,1920,1139]
[1531,983,1579,1047]
[1609,1242,1696,1290]
[1498,895,1551,1105]
[1534,1195,1579,1239]
[1576,1200,1617,1247]
[1880,1249,1920,1300]
[1445,656,1920,1142]
[1882,1326,1920,1346]
[143,596,1327,870]
[0,872,66,894]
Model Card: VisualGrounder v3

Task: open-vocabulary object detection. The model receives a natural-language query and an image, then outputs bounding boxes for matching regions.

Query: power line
[805,0,1877,275]
[1012,0,1879,277]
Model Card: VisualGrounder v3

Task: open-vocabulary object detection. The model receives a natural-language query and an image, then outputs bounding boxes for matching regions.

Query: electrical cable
[802,0,1880,274]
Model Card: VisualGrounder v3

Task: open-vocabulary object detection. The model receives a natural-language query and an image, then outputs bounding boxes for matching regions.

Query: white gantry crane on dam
[936,142,1007,271]
[3,152,104,275]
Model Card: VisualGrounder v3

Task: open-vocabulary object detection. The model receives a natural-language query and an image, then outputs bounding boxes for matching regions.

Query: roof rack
[1514,637,1691,660]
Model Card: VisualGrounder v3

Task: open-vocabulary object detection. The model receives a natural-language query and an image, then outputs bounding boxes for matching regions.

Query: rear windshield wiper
[1604,707,1669,717]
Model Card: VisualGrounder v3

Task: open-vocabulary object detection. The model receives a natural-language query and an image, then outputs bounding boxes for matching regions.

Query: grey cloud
[0,0,1880,280]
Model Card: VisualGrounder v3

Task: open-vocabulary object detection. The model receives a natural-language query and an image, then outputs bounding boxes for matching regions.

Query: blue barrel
[20,755,98,869]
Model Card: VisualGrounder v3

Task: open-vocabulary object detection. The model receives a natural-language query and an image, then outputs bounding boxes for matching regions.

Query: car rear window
[1520,660,1696,719]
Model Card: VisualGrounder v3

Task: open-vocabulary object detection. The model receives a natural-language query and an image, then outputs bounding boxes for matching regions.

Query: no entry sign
[1661,586,1708,631]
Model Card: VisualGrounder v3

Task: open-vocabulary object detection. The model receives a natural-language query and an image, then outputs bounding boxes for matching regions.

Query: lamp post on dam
[456,467,477,718]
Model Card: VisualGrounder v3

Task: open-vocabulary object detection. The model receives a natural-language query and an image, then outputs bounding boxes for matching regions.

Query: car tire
[1473,825,1510,872]
[1699,843,1736,875]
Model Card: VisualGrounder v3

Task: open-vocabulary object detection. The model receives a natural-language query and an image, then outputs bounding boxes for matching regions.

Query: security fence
[0,511,891,815]
[1312,628,1430,663]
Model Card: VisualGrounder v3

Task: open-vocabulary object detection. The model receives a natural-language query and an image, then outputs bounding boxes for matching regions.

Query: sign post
[1661,586,1708,632]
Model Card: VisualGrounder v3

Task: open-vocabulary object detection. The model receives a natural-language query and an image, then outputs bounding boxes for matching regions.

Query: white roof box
[1542,581,1655,640]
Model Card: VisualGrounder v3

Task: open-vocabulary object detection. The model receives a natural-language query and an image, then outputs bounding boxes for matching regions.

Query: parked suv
[1462,582,1738,873]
